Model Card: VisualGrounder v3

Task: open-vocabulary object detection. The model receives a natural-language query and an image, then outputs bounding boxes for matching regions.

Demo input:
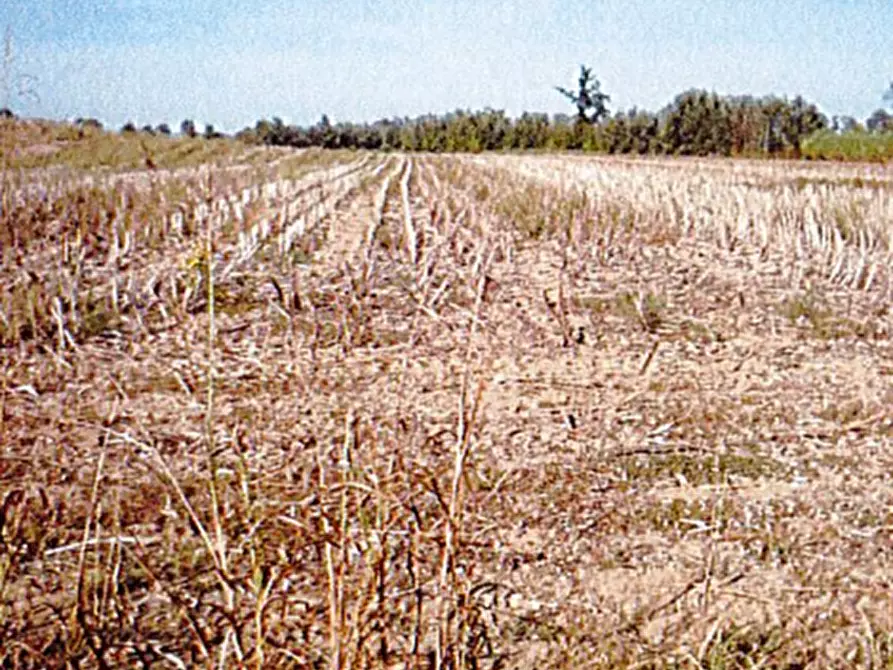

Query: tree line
[232,92,835,158]
[230,68,893,157]
[12,65,888,159]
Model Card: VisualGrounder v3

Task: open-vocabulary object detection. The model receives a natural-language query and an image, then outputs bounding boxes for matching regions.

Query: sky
[1,0,891,132]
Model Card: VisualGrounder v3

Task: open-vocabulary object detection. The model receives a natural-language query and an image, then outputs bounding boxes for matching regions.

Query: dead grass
[1,146,892,668]
[0,118,254,170]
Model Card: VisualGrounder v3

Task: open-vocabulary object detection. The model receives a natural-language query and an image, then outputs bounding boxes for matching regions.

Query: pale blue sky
[2,0,891,132]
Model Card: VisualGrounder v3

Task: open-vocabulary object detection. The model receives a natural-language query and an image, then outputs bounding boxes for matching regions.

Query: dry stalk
[73,430,109,669]
[200,175,238,670]
[436,246,492,670]
[401,159,418,266]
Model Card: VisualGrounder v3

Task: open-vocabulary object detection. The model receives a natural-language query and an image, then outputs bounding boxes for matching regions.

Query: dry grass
[2,138,893,668]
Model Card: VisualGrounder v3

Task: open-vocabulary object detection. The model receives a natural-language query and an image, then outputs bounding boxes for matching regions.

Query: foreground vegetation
[1,125,893,667]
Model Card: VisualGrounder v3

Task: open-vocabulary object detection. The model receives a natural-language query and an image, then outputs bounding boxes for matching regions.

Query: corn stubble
[1,141,893,668]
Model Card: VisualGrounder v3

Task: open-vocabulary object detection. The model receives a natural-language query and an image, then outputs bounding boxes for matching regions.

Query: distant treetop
[555,65,611,125]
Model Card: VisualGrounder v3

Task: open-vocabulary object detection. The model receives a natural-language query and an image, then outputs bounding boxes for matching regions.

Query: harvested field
[2,146,893,668]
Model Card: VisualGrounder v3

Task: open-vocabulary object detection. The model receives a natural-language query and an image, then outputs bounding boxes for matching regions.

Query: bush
[801,130,893,162]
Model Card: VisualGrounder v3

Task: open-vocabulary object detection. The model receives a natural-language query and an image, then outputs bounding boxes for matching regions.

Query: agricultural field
[2,125,893,668]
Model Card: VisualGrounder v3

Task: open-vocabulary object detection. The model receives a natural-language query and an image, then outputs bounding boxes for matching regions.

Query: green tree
[833,116,861,133]
[180,119,197,138]
[627,109,661,153]
[508,112,551,149]
[443,110,484,152]
[774,96,826,155]
[548,114,575,150]
[603,112,631,153]
[252,119,272,143]
[727,96,767,155]
[661,90,732,156]
[308,114,338,148]
[476,108,511,150]
[269,117,289,145]
[556,65,611,124]
[867,108,893,132]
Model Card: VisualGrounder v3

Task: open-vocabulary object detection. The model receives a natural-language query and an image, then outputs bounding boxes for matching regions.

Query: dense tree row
[233,91,830,157]
[228,70,893,157]
[14,67,886,159]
